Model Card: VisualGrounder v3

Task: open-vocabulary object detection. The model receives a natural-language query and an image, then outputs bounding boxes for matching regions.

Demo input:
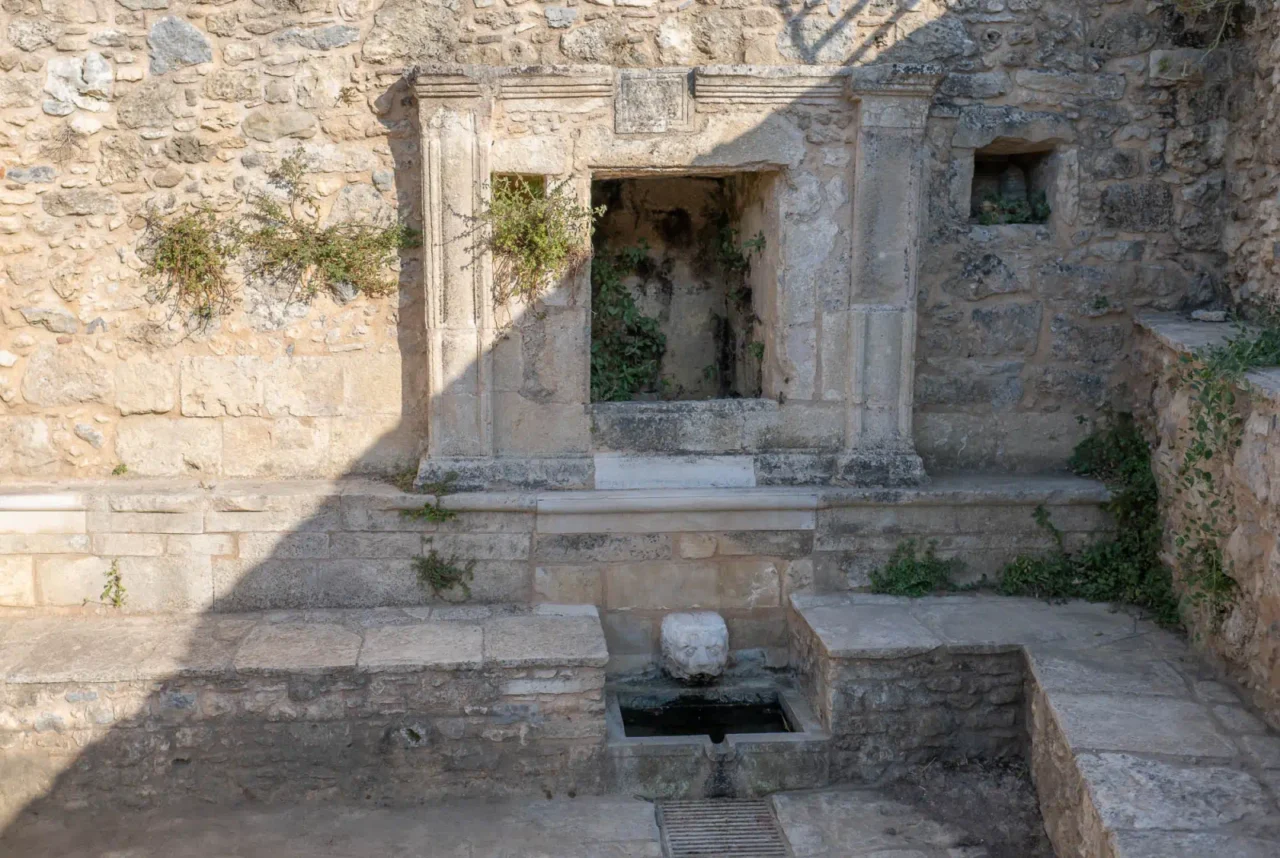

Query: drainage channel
[657,799,793,857]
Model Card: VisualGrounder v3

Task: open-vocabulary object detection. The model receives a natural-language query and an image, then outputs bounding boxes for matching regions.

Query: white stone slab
[593,454,756,490]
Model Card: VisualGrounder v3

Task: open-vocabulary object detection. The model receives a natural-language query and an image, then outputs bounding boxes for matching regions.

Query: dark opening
[589,174,768,403]
[970,148,1052,225]
[620,693,793,743]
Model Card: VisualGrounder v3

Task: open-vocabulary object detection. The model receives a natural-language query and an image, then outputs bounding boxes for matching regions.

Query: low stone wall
[1134,313,1280,723]
[0,606,608,828]
[0,476,1113,671]
[791,593,1280,858]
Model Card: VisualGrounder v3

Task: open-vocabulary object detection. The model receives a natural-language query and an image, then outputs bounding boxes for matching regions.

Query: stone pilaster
[417,72,493,459]
[840,64,942,483]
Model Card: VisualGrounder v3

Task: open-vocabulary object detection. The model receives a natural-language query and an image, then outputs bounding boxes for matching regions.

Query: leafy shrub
[998,414,1180,627]
[869,539,964,597]
[479,176,601,306]
[141,206,239,322]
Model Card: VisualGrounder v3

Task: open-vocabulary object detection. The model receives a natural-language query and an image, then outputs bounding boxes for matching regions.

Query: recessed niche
[970,147,1052,225]
[589,174,774,402]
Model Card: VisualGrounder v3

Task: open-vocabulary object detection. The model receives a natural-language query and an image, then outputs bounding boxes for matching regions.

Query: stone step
[0,604,608,828]
[789,593,1280,858]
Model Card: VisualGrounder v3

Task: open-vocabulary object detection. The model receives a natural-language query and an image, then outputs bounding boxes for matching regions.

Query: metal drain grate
[657,799,792,857]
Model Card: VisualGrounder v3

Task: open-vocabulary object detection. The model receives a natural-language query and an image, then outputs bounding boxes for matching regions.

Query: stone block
[90,533,164,556]
[533,566,602,605]
[483,615,608,668]
[206,495,342,531]
[0,418,57,476]
[533,533,670,563]
[221,417,331,478]
[116,555,214,611]
[238,532,331,561]
[1048,694,1238,758]
[115,357,176,415]
[180,356,266,417]
[718,560,781,608]
[594,455,755,490]
[235,623,362,672]
[90,510,204,534]
[605,563,719,610]
[34,555,111,605]
[601,610,657,656]
[0,510,86,534]
[428,533,530,561]
[0,557,35,606]
[675,533,718,559]
[263,357,345,417]
[329,532,423,559]
[0,533,89,554]
[20,347,112,407]
[358,623,483,671]
[166,534,236,557]
[492,395,589,457]
[116,417,222,476]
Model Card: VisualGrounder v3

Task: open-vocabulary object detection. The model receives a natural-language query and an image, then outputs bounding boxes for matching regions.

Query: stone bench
[0,604,608,828]
[789,593,1280,858]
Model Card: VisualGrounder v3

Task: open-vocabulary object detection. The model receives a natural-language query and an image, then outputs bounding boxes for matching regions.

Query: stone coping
[791,593,1280,857]
[1136,311,1280,401]
[0,475,1108,514]
[0,604,608,683]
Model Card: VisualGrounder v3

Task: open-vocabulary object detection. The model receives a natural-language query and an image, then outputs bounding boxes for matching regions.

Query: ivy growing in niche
[476,176,602,307]
[141,151,417,325]
[590,244,667,402]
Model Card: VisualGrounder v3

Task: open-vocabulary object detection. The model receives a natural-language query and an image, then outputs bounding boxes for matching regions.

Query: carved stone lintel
[846,63,945,99]
[694,65,848,105]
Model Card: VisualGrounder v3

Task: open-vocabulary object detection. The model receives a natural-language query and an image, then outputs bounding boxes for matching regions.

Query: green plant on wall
[869,539,964,597]
[141,206,240,322]
[1170,320,1280,620]
[976,191,1050,226]
[241,152,419,301]
[414,542,475,600]
[141,150,417,324]
[401,471,460,524]
[478,176,602,307]
[998,414,1180,627]
[101,559,126,608]
[590,244,667,402]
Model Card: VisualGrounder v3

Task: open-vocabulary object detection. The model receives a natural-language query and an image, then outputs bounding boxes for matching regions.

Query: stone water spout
[660,612,729,684]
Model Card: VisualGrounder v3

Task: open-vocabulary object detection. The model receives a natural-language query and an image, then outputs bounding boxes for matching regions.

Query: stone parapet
[0,604,608,827]
[790,593,1280,858]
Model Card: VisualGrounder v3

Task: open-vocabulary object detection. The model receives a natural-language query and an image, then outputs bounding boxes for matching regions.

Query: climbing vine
[141,151,416,325]
[477,176,602,307]
[1172,320,1280,619]
[590,244,667,402]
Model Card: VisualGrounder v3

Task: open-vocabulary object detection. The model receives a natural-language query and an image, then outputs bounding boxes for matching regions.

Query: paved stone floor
[1,788,1005,857]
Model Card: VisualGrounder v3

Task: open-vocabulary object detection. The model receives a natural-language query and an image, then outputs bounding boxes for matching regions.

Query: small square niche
[589,174,775,402]
[970,146,1052,226]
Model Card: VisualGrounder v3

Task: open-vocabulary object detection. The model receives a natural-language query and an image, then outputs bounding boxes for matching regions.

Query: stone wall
[0,476,1113,672]
[1135,314,1280,721]
[0,608,608,825]
[0,0,1216,479]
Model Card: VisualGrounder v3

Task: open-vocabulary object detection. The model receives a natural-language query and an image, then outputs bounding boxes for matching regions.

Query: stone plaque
[615,70,691,134]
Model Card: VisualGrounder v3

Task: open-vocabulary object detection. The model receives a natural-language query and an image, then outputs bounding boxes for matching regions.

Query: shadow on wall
[0,0,1189,846]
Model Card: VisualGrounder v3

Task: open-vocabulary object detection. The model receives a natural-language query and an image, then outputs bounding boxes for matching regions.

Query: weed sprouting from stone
[401,471,460,523]
[869,539,964,597]
[413,543,475,600]
[101,560,126,609]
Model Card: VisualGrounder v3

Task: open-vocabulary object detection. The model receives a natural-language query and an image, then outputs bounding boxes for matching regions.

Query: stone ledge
[1136,312,1280,405]
[790,594,1280,858]
[0,604,607,683]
